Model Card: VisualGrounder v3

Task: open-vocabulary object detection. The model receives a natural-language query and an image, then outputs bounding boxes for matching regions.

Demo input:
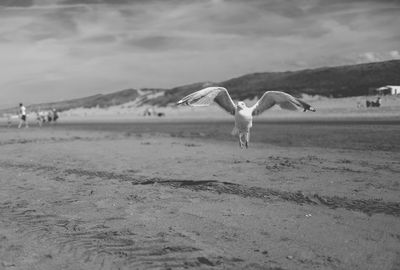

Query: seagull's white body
[232,104,253,147]
[235,106,252,132]
[177,87,315,148]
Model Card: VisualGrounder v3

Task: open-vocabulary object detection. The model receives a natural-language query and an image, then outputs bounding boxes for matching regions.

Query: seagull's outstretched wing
[251,91,316,116]
[177,87,237,115]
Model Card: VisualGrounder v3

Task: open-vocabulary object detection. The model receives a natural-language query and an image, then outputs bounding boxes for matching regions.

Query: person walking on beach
[18,103,29,128]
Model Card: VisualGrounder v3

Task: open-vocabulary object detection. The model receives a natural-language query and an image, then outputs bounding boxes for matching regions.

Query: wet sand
[0,120,399,269]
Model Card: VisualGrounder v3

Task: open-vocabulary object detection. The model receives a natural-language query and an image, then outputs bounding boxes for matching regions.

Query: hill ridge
[1,60,399,114]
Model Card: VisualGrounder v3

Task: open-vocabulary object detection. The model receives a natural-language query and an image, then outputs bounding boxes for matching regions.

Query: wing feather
[177,87,236,115]
[251,91,316,116]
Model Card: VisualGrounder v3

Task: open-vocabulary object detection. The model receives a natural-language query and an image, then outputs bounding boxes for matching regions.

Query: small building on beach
[375,85,400,95]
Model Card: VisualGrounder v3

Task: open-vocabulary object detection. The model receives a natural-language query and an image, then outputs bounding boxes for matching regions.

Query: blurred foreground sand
[0,121,399,269]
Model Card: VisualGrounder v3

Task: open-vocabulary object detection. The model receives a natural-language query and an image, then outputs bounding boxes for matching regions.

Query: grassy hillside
[153,60,400,106]
[0,88,140,115]
[1,60,399,115]
[220,60,400,99]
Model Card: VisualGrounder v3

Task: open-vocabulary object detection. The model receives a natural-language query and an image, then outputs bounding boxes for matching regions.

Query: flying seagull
[177,87,316,148]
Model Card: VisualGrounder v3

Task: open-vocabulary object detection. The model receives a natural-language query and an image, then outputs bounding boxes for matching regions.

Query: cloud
[357,50,400,63]
[0,0,33,7]
[390,50,400,59]
[363,52,381,62]
[81,34,116,44]
[125,35,183,51]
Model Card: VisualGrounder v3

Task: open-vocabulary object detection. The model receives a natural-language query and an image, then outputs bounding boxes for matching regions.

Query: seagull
[177,87,316,148]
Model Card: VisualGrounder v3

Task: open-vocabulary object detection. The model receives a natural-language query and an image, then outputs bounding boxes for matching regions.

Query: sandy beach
[1,0,400,268]
[0,118,399,270]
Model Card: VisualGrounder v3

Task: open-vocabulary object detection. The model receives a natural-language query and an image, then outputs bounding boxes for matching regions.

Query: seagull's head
[237,101,246,110]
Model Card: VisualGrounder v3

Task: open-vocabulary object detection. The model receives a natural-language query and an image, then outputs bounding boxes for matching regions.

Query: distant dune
[148,59,400,106]
[1,60,399,116]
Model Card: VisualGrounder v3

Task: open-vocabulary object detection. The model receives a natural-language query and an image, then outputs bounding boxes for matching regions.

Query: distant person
[366,97,381,108]
[52,108,59,122]
[375,97,381,107]
[7,114,12,128]
[47,110,53,122]
[36,111,44,127]
[18,103,29,128]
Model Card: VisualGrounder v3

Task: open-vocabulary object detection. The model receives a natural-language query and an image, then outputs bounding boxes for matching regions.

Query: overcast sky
[0,0,399,108]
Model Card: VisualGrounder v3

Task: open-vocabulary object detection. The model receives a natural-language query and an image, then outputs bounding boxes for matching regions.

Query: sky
[0,0,399,108]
